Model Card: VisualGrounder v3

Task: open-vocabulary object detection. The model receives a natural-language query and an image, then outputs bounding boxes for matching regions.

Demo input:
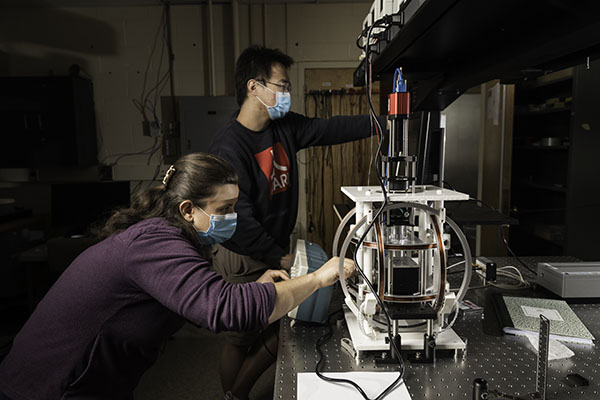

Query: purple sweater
[0,218,276,400]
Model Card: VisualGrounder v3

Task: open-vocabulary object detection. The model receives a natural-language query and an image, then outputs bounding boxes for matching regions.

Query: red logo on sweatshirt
[254,142,290,198]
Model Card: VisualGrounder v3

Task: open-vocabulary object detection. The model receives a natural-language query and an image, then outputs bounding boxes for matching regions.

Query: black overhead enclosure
[355,0,600,111]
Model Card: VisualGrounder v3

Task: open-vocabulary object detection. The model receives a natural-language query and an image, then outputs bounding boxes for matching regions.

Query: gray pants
[211,245,270,284]
[211,245,273,346]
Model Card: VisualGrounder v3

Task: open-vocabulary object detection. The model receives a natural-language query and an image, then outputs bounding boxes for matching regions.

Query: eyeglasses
[258,79,292,93]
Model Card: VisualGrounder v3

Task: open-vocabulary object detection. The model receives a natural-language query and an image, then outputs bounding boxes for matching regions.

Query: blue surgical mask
[256,83,291,120]
[195,207,237,245]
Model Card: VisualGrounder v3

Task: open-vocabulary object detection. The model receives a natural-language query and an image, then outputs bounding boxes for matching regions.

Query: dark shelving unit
[510,62,600,260]
[510,68,572,255]
[353,0,600,112]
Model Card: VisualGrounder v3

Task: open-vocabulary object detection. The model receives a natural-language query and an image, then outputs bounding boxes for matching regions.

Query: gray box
[178,96,238,155]
[537,262,600,298]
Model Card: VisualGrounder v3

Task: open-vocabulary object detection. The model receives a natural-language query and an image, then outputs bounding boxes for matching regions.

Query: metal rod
[232,0,240,60]
[207,0,217,96]
[498,84,506,214]
[164,2,177,120]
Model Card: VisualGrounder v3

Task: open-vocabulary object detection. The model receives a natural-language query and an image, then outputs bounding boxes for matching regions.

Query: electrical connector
[475,256,497,282]
[142,120,162,137]
[363,293,378,315]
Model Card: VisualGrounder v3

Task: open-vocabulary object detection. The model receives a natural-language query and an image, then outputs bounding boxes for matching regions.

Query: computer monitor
[177,96,239,155]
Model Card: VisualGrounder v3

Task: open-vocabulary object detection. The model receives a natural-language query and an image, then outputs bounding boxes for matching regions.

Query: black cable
[299,93,319,166]
[372,316,426,329]
[112,5,170,171]
[468,196,496,212]
[442,180,456,191]
[138,5,167,121]
[315,309,403,400]
[314,15,414,399]
[146,137,160,164]
[143,14,169,121]
[355,0,413,52]
[315,314,371,400]
[360,16,404,368]
[314,21,403,400]
[163,1,177,122]
[102,142,159,167]
[448,266,478,275]
[418,112,430,184]
[319,147,326,246]
[464,194,538,276]
[151,11,169,116]
[498,226,538,276]
[356,31,366,50]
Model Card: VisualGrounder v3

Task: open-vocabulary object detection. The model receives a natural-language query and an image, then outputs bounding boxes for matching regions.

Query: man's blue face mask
[195,207,237,245]
[256,82,291,120]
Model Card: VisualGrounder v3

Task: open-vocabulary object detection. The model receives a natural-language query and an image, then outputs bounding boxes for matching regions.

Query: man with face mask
[208,45,376,400]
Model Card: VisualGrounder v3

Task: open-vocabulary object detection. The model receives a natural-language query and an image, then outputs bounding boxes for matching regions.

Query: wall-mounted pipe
[207,0,216,95]
[232,0,240,60]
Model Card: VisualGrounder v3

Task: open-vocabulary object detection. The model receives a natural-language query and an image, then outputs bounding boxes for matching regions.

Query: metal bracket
[340,337,357,360]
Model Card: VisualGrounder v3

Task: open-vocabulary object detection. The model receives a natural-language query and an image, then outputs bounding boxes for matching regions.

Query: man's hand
[280,253,293,270]
[257,269,290,284]
[312,257,355,289]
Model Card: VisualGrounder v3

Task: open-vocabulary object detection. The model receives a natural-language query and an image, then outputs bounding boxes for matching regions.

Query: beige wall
[0,3,370,171]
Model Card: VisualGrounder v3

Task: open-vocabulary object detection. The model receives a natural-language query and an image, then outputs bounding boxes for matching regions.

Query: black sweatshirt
[208,111,373,267]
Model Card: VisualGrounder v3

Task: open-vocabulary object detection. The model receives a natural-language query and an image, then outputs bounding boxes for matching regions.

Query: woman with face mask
[208,45,379,400]
[0,153,354,400]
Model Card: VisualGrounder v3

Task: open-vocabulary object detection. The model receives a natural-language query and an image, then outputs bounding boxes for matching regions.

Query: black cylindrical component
[391,334,402,361]
[423,333,436,361]
[389,177,410,191]
[472,378,489,400]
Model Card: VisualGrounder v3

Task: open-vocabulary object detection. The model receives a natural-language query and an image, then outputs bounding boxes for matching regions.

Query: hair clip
[162,165,176,186]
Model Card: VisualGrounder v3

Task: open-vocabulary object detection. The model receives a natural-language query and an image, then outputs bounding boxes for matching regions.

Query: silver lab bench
[274,257,600,399]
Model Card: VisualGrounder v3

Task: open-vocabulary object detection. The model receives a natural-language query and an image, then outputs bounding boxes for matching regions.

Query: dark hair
[235,45,294,106]
[92,153,238,253]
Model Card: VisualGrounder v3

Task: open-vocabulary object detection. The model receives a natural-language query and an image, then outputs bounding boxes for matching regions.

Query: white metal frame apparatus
[333,68,473,364]
[334,186,473,361]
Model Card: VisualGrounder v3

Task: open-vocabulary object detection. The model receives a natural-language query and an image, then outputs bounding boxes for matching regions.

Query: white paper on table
[297,372,411,400]
[521,305,564,321]
[526,335,575,360]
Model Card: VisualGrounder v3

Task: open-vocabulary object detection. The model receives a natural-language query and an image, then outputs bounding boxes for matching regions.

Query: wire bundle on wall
[102,1,175,190]
[303,88,374,252]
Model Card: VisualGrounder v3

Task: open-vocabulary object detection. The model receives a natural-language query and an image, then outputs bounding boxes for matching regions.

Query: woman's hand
[267,257,354,324]
[312,257,355,289]
[257,269,290,284]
